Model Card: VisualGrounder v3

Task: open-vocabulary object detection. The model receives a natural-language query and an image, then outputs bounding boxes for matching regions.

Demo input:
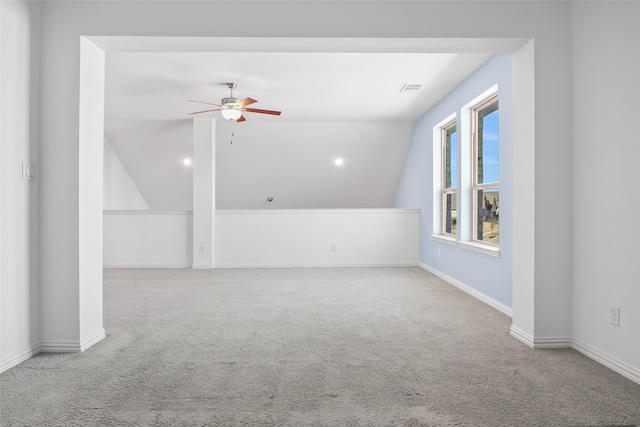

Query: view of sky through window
[448,130,457,188]
[480,108,499,183]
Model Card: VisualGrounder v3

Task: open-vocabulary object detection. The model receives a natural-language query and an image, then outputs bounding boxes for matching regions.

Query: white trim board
[39,341,83,353]
[510,325,571,349]
[80,329,106,352]
[1,330,106,374]
[105,262,419,269]
[104,264,192,269]
[571,339,640,386]
[422,264,640,386]
[40,329,105,353]
[215,208,420,216]
[214,262,420,269]
[511,328,640,386]
[419,263,512,317]
[0,343,41,373]
[103,210,192,215]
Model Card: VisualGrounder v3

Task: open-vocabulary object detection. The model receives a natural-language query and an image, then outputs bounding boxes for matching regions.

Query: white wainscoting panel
[214,209,419,267]
[103,210,193,268]
[104,209,418,268]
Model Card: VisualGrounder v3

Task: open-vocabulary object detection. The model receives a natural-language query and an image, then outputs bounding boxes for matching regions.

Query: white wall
[103,136,149,210]
[214,209,419,267]
[0,1,42,372]
[215,121,414,209]
[103,211,193,268]
[192,118,215,268]
[395,55,513,309]
[103,209,417,268]
[571,2,640,382]
[530,4,573,346]
[76,37,106,351]
[36,3,573,355]
[104,209,419,267]
[2,0,588,376]
[510,40,536,346]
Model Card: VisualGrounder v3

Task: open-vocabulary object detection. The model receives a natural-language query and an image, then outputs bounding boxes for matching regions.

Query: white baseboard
[213,261,420,268]
[0,343,41,373]
[536,337,573,348]
[104,264,191,269]
[40,341,82,353]
[1,330,107,373]
[419,262,512,317]
[105,262,418,269]
[414,263,639,386]
[40,329,106,353]
[80,329,106,352]
[572,339,640,385]
[510,325,534,347]
[511,329,639,385]
[509,326,571,349]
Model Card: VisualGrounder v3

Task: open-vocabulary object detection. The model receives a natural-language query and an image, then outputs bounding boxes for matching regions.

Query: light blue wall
[395,54,512,308]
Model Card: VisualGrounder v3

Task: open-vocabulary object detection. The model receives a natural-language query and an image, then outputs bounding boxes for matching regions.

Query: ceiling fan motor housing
[222,97,240,108]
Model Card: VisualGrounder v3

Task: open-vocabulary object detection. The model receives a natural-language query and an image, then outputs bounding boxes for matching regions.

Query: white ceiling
[105,51,492,123]
[101,37,514,209]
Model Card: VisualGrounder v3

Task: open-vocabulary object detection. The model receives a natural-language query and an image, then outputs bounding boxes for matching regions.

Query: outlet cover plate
[609,306,620,327]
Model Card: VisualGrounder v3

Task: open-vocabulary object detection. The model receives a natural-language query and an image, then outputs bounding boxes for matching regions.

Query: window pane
[444,192,457,235]
[477,100,499,184]
[476,188,499,244]
[445,125,457,188]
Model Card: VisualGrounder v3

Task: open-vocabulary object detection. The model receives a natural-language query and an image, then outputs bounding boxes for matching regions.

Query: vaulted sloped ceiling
[102,38,502,209]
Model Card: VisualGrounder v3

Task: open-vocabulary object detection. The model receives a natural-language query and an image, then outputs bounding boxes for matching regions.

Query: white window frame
[433,85,500,257]
[441,119,457,238]
[431,113,457,245]
[471,94,499,246]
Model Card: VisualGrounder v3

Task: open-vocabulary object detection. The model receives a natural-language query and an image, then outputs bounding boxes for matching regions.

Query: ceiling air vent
[399,84,422,93]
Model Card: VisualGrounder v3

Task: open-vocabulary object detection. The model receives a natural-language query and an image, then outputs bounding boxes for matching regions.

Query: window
[441,120,457,236]
[472,95,499,245]
[432,86,500,256]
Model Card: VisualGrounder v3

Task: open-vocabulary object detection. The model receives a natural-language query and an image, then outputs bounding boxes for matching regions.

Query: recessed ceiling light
[334,158,344,166]
[183,158,192,166]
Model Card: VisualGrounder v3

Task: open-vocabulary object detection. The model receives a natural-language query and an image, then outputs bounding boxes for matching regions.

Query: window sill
[431,235,458,246]
[458,241,500,257]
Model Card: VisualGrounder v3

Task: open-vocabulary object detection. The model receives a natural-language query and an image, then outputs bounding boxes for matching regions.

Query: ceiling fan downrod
[223,82,239,106]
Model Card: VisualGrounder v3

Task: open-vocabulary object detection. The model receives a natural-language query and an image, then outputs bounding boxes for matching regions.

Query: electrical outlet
[609,306,620,327]
[198,245,205,254]
[331,244,336,252]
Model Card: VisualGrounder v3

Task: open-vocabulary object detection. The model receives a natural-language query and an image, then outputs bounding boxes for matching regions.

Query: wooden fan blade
[243,107,281,116]
[236,115,247,123]
[189,108,221,115]
[187,99,221,107]
[238,97,258,108]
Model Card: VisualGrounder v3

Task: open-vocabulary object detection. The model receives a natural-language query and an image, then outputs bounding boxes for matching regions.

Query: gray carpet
[2,267,640,426]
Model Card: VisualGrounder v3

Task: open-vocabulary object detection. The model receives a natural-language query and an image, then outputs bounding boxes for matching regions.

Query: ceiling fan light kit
[221,105,242,121]
[188,82,281,122]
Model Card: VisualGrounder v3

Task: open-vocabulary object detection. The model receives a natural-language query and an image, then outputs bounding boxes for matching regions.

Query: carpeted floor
[2,267,640,426]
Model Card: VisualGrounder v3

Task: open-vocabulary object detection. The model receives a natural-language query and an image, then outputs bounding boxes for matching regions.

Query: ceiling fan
[187,82,281,122]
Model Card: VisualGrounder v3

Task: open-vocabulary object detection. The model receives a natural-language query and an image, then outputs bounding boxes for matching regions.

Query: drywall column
[0,0,42,372]
[510,13,573,347]
[39,36,106,353]
[192,118,216,268]
[510,40,537,344]
[77,37,106,350]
